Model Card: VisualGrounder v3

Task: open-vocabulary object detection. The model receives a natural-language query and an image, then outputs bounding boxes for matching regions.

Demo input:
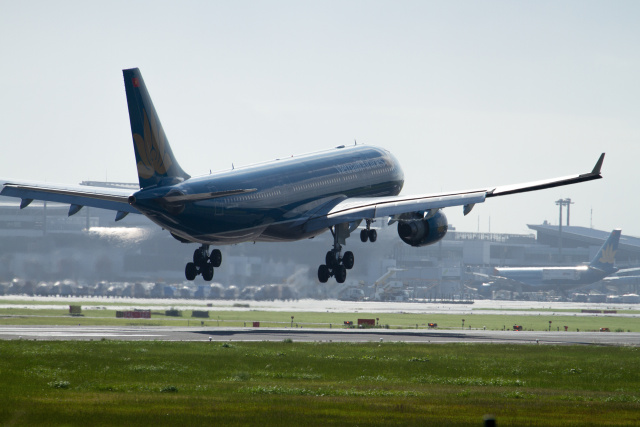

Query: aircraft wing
[303,153,604,232]
[602,267,640,285]
[472,272,521,286]
[602,275,640,285]
[0,179,139,220]
[303,190,487,232]
[614,267,640,276]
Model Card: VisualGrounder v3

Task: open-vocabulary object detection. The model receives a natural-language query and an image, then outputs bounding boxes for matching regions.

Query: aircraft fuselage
[493,265,615,289]
[130,145,404,244]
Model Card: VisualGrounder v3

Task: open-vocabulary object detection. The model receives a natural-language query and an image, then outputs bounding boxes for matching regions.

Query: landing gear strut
[317,224,354,284]
[185,245,221,281]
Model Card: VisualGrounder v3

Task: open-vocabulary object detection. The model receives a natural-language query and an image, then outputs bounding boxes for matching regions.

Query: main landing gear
[185,244,221,281]
[317,222,358,284]
[317,247,354,284]
[318,220,378,283]
[318,249,354,283]
[360,219,377,243]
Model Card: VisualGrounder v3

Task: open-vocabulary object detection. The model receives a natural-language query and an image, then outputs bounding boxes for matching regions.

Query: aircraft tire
[325,251,338,269]
[193,248,207,266]
[342,251,354,269]
[360,229,369,242]
[335,265,347,283]
[210,249,222,268]
[318,265,330,283]
[202,263,214,281]
[185,262,198,281]
[368,229,377,242]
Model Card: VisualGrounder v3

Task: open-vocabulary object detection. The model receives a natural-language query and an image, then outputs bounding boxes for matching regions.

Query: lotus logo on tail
[599,244,616,265]
[133,109,173,179]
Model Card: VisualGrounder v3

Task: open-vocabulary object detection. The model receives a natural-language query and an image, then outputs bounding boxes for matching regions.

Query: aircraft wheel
[202,263,214,281]
[318,265,330,283]
[335,265,347,283]
[325,250,338,269]
[368,229,377,242]
[360,229,369,242]
[210,249,222,268]
[342,251,354,269]
[185,262,198,281]
[193,248,207,266]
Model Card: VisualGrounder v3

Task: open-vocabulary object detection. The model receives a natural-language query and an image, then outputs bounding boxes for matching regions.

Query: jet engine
[397,210,448,247]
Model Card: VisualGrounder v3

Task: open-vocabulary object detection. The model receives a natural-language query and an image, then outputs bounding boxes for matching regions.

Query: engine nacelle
[397,211,448,247]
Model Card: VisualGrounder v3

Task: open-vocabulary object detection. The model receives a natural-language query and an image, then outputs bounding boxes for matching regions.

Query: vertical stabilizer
[123,68,190,189]
[590,229,621,271]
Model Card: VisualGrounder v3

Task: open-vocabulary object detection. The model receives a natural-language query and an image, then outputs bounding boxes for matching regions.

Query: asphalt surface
[1,325,639,346]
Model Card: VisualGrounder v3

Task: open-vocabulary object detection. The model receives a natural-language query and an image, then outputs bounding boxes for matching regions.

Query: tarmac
[1,325,639,346]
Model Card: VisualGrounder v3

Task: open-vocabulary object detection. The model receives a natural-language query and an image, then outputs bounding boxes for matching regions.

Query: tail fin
[589,229,621,271]
[123,68,190,189]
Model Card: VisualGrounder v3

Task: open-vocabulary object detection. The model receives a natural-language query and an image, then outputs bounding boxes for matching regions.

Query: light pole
[555,198,575,257]
[555,199,564,256]
[564,198,574,226]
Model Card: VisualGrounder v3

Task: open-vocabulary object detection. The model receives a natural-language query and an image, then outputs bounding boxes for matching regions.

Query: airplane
[0,68,605,284]
[475,229,621,291]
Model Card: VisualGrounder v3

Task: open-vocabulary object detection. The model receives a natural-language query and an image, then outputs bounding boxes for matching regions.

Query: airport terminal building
[1,195,639,300]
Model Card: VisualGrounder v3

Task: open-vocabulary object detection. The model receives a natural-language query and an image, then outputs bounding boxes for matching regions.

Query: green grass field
[0,341,638,426]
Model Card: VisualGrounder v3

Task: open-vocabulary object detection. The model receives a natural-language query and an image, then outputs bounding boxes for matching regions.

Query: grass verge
[0,341,638,426]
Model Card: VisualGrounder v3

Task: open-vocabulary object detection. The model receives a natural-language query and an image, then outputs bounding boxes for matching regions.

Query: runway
[1,325,639,346]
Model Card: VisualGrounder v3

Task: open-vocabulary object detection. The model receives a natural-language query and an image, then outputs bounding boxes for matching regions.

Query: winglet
[487,153,604,199]
[592,153,605,175]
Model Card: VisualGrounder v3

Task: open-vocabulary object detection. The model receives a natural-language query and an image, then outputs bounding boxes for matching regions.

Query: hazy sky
[1,1,639,236]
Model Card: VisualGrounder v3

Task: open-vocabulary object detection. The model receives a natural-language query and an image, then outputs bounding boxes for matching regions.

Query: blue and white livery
[488,229,621,290]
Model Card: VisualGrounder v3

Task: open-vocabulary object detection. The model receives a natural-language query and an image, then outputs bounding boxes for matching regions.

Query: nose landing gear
[185,245,221,281]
